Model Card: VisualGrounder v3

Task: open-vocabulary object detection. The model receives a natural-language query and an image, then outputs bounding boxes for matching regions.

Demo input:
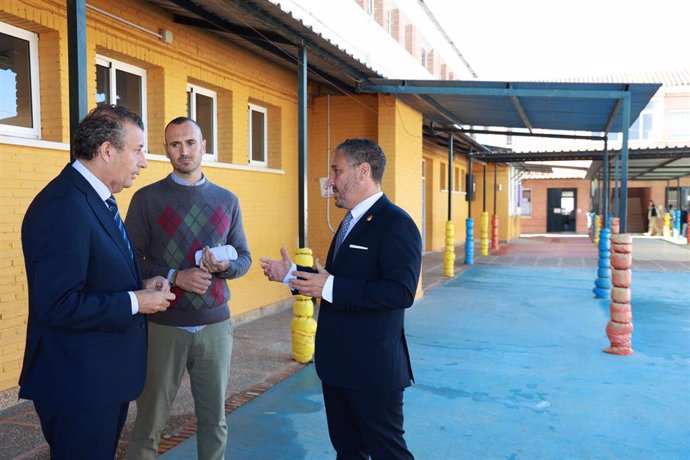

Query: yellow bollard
[444,221,455,277]
[480,211,489,256]
[594,214,601,246]
[664,212,671,237]
[292,248,317,363]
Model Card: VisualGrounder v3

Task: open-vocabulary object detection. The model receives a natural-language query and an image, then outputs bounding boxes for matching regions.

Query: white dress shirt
[72,160,139,314]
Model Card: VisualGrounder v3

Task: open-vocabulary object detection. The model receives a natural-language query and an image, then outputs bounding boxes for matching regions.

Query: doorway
[547,188,577,232]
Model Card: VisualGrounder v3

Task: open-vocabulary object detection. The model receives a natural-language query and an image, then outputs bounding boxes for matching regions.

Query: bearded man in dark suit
[261,138,422,459]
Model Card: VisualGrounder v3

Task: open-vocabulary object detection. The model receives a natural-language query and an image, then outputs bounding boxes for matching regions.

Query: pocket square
[349,244,368,250]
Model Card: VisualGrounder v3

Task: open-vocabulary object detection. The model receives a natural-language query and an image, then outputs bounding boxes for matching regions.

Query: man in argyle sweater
[125,117,251,460]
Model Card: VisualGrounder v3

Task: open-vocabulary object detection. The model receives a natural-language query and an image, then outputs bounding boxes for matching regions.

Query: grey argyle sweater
[125,175,251,326]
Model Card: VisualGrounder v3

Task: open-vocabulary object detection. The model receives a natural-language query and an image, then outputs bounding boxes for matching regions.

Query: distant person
[646,200,661,236]
[19,105,175,459]
[126,117,251,460]
[260,138,422,459]
[681,206,688,238]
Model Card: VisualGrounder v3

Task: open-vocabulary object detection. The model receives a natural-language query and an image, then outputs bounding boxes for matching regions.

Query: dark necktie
[333,211,353,258]
[106,195,134,259]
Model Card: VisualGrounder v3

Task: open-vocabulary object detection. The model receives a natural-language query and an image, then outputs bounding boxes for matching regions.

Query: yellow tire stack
[291,248,317,363]
[480,211,489,256]
[444,221,455,277]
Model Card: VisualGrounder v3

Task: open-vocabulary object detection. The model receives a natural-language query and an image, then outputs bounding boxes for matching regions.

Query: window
[0,22,40,138]
[520,188,532,217]
[421,47,428,70]
[386,8,393,35]
[667,110,690,140]
[629,100,657,141]
[368,0,375,16]
[187,84,217,161]
[96,56,146,123]
[439,163,446,190]
[248,103,267,166]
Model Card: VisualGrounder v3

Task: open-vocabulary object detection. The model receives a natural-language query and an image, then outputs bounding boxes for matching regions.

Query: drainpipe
[603,138,609,228]
[465,151,474,265]
[444,136,455,277]
[298,46,308,248]
[491,163,499,250]
[68,0,88,160]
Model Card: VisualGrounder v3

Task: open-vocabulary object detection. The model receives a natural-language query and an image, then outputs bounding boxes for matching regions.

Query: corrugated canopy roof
[357,79,661,133]
[145,1,689,180]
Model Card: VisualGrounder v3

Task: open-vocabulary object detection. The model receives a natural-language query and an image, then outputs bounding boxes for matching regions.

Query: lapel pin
[366,215,373,222]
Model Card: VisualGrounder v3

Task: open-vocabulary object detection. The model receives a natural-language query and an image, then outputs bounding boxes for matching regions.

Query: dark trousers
[322,383,414,460]
[34,400,129,460]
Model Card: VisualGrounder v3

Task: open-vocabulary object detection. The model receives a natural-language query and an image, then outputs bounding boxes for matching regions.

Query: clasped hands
[176,246,231,295]
[259,246,330,298]
[135,247,230,314]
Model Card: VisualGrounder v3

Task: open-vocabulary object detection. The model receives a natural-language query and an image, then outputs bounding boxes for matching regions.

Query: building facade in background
[0,0,522,393]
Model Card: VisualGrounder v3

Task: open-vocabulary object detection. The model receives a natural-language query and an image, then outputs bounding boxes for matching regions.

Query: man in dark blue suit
[261,138,422,459]
[19,105,176,459]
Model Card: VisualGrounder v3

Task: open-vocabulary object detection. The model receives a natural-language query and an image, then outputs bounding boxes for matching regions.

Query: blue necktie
[106,195,134,259]
[333,211,353,258]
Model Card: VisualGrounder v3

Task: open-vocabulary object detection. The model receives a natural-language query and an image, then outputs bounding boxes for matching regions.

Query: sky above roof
[424,0,690,80]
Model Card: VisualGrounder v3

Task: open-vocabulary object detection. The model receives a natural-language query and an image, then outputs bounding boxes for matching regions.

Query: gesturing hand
[259,246,292,282]
[290,258,330,298]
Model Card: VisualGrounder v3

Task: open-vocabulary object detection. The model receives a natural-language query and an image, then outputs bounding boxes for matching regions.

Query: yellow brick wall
[0,0,304,392]
[421,143,470,251]
[307,94,379,260]
[377,96,423,225]
[472,164,513,241]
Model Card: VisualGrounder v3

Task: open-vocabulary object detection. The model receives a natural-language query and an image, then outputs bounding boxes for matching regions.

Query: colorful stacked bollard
[480,211,489,256]
[663,211,671,237]
[465,218,474,265]
[444,221,455,277]
[593,214,601,246]
[593,226,611,299]
[291,248,317,363]
[491,214,499,250]
[605,227,634,355]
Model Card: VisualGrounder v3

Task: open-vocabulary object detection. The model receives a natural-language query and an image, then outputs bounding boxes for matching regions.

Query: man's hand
[175,267,213,295]
[260,246,292,282]
[290,258,330,298]
[143,275,170,292]
[135,289,176,314]
[198,246,231,274]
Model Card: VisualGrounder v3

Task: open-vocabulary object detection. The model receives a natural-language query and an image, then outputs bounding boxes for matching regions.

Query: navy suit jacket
[19,164,147,409]
[312,194,422,392]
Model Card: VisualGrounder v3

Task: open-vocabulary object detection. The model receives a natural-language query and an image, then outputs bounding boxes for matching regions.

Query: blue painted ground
[162,266,690,459]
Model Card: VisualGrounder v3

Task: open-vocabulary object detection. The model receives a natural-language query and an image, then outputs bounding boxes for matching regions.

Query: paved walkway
[1,235,688,459]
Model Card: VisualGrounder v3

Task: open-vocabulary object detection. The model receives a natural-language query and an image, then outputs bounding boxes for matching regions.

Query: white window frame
[95,55,147,137]
[629,100,657,141]
[0,22,41,139]
[248,103,268,167]
[666,109,690,141]
[521,188,532,217]
[187,84,217,162]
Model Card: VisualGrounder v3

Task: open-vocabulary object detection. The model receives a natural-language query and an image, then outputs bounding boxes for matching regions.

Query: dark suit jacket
[311,194,422,392]
[19,164,146,409]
